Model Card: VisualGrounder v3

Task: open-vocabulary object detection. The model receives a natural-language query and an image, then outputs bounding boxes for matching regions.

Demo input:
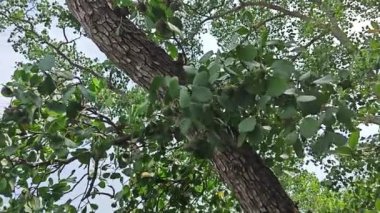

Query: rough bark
[66,0,298,212]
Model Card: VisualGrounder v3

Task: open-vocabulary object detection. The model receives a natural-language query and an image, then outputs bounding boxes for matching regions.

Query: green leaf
[312,134,332,155]
[336,104,354,129]
[299,71,311,81]
[191,86,212,103]
[199,51,213,63]
[38,55,55,71]
[208,61,220,84]
[0,178,8,192]
[0,133,7,148]
[179,87,191,108]
[267,76,288,97]
[168,77,179,98]
[348,131,359,149]
[236,44,257,61]
[110,173,121,179]
[279,106,297,119]
[300,117,319,138]
[1,86,13,97]
[66,101,82,119]
[237,133,247,147]
[3,145,17,156]
[179,118,192,134]
[193,71,209,86]
[373,82,380,97]
[271,60,295,79]
[168,16,183,30]
[293,139,305,158]
[167,22,182,35]
[64,138,77,148]
[313,75,333,84]
[38,75,56,95]
[46,101,66,113]
[285,131,298,145]
[328,132,347,146]
[375,198,380,211]
[78,85,95,101]
[335,146,352,156]
[56,70,74,80]
[238,117,256,133]
[90,203,99,210]
[371,21,380,29]
[297,95,316,102]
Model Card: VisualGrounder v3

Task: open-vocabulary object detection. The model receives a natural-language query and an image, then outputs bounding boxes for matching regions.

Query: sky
[0,2,379,211]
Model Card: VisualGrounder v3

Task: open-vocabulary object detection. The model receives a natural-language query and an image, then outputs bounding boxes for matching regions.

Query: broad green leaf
[313,75,333,84]
[328,132,347,146]
[66,101,82,119]
[374,82,380,97]
[293,139,305,158]
[279,106,297,119]
[237,133,247,147]
[191,86,212,103]
[38,75,56,95]
[335,146,352,156]
[371,21,380,29]
[297,95,316,102]
[179,118,192,134]
[300,117,319,138]
[167,22,182,35]
[208,61,221,84]
[348,131,359,149]
[236,44,257,61]
[56,70,74,80]
[168,77,179,98]
[149,76,164,101]
[62,84,76,102]
[46,101,66,113]
[4,145,17,156]
[64,138,77,148]
[271,60,295,79]
[0,178,7,192]
[78,85,95,101]
[193,71,209,86]
[267,76,288,97]
[179,87,191,108]
[312,134,332,155]
[285,131,298,145]
[38,55,55,71]
[235,26,249,35]
[1,86,13,97]
[199,51,213,63]
[238,117,256,133]
[168,16,183,30]
[376,198,380,211]
[299,71,311,81]
[0,133,7,148]
[336,104,354,129]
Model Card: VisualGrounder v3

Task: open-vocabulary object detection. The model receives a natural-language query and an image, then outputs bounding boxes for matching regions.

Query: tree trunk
[66,0,298,212]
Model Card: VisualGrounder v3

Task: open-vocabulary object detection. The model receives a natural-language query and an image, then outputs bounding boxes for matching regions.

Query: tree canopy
[0,0,379,212]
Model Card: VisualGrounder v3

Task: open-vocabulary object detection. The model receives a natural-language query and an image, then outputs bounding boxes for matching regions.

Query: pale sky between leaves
[0,4,379,211]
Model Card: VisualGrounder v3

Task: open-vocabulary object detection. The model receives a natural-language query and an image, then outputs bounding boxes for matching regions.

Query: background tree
[0,0,379,212]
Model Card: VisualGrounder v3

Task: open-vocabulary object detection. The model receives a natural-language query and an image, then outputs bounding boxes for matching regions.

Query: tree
[0,0,379,212]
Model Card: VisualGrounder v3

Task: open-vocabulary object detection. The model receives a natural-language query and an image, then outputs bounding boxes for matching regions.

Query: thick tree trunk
[66,0,298,212]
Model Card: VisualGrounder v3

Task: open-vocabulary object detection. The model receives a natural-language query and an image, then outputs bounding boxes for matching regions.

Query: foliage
[0,0,379,212]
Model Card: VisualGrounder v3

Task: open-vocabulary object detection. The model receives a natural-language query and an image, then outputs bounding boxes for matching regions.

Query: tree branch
[198,1,353,51]
[201,1,309,24]
[8,156,76,168]
[292,31,328,61]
